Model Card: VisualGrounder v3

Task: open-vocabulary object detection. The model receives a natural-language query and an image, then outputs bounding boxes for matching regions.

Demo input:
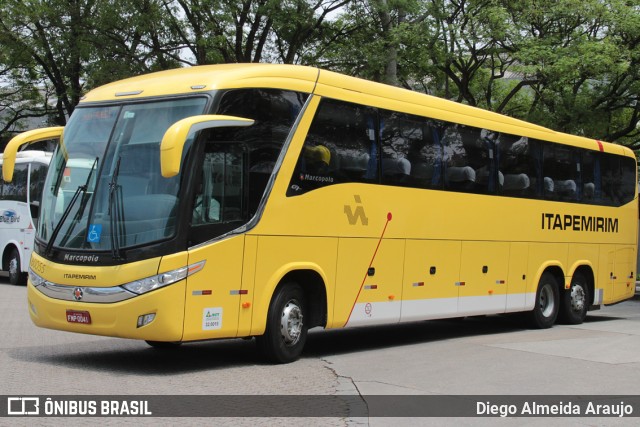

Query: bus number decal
[30,258,46,275]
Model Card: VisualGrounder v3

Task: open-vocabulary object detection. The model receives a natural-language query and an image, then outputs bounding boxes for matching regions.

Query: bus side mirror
[160,115,254,178]
[2,127,63,182]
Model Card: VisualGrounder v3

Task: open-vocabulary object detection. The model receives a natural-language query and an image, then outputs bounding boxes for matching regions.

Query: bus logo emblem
[73,288,84,301]
[344,195,369,226]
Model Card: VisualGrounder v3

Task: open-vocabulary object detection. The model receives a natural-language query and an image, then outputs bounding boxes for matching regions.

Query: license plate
[66,310,91,324]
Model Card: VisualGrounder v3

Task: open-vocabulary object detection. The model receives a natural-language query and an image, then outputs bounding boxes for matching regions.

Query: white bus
[0,151,51,285]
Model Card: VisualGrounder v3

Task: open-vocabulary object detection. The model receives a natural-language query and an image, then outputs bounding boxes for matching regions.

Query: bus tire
[528,272,559,329]
[558,272,589,325]
[8,248,27,286]
[256,282,307,364]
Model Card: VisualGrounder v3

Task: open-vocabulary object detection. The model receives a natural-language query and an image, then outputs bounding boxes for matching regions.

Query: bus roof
[81,64,320,103]
[79,63,634,159]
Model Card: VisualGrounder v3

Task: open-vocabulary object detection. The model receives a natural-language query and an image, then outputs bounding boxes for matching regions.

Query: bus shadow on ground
[11,312,625,375]
[304,315,526,358]
[9,316,519,374]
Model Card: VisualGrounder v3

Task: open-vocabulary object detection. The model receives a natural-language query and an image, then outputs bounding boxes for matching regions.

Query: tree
[502,0,640,144]
[0,0,186,141]
[161,0,349,65]
[0,42,55,141]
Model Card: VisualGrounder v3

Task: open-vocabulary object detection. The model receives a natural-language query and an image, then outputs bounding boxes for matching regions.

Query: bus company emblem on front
[73,287,84,301]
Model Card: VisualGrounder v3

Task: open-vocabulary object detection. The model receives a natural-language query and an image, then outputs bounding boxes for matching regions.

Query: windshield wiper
[108,156,124,260]
[45,157,99,256]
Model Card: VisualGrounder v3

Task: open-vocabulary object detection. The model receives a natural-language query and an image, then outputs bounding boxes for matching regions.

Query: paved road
[1,275,639,426]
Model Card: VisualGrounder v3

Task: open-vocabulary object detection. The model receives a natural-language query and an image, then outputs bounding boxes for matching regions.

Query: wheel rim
[280,299,303,346]
[539,283,555,318]
[570,284,586,313]
[9,258,18,277]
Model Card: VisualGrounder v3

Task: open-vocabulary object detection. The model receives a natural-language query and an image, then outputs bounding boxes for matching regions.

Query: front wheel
[256,282,307,364]
[528,272,559,329]
[8,248,27,286]
[558,272,589,324]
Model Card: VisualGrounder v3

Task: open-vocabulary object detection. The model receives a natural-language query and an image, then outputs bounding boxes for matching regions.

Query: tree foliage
[1,0,639,149]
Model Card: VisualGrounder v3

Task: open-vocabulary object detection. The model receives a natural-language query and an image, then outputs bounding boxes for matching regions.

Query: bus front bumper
[27,280,186,342]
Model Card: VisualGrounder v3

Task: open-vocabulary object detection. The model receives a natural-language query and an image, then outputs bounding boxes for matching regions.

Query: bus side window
[2,164,28,203]
[600,154,634,206]
[443,125,476,192]
[406,121,444,190]
[215,89,308,208]
[581,151,600,203]
[29,162,47,222]
[380,111,414,186]
[192,146,243,226]
[499,134,531,197]
[618,155,636,205]
[288,99,378,196]
[542,143,579,202]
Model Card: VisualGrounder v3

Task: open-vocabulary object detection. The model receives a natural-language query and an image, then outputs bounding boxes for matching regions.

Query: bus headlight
[28,268,47,287]
[121,260,205,295]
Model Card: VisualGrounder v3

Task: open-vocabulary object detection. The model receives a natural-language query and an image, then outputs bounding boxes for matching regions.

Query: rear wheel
[558,272,589,324]
[8,248,27,286]
[528,272,559,328]
[256,282,307,364]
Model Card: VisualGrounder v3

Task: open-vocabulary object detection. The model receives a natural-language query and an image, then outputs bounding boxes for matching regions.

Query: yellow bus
[3,64,637,363]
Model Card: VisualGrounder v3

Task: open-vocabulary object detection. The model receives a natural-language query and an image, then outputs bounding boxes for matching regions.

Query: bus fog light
[29,301,38,316]
[137,313,156,328]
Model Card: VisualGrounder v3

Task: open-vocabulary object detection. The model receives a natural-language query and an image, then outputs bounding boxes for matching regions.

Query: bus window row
[288,98,637,207]
[0,163,47,204]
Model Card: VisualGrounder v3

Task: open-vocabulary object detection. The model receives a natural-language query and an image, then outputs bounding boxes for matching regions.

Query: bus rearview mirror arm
[2,127,64,182]
[160,115,254,178]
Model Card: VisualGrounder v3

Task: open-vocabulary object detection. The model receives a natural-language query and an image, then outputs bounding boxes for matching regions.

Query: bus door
[183,236,245,341]
[336,237,404,327]
[182,143,248,341]
[457,241,510,316]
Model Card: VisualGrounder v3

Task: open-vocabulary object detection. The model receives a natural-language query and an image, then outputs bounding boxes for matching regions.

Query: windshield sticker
[203,307,222,330]
[87,224,102,243]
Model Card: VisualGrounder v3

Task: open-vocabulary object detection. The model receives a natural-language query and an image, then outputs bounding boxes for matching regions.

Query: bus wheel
[256,282,307,364]
[558,272,589,325]
[8,248,27,286]
[145,341,182,349]
[528,272,559,329]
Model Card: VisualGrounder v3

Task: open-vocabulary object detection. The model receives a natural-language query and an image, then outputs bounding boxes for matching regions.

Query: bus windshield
[38,97,208,253]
